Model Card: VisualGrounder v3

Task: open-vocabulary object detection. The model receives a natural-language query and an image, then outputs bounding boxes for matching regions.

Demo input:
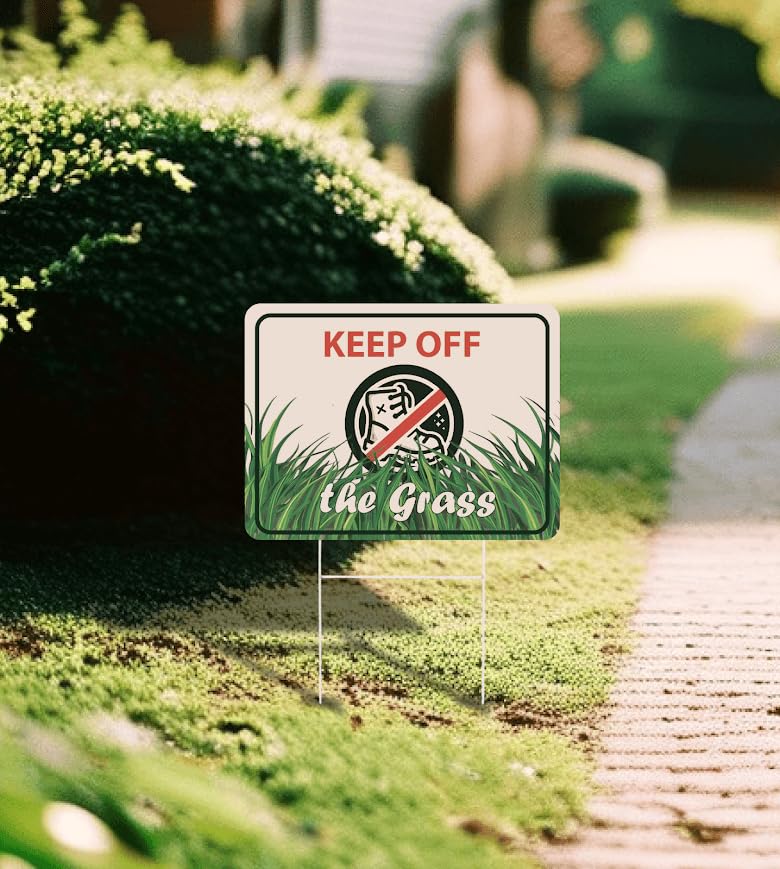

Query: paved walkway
[527,197,780,868]
[509,193,780,319]
[543,344,780,866]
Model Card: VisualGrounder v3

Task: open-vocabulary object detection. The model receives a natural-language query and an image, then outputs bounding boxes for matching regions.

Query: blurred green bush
[0,0,368,135]
[0,2,507,520]
[547,170,640,262]
[677,0,780,96]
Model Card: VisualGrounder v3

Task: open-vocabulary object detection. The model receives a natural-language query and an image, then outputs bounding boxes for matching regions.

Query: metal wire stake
[318,538,323,704]
[317,539,487,706]
[481,539,486,706]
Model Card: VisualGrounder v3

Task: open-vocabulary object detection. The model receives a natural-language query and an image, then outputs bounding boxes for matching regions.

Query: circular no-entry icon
[345,365,463,468]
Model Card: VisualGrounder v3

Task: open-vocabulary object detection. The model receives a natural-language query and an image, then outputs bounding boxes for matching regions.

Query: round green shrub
[0,81,505,341]
[547,169,640,262]
[0,79,509,520]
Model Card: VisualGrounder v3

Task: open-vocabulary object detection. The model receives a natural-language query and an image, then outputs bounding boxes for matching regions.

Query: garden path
[537,195,780,867]
[510,192,780,319]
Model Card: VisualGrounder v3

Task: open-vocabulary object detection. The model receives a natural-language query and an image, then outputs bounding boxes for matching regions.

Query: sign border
[253,311,553,538]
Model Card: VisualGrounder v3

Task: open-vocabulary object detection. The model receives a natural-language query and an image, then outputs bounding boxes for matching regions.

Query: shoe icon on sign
[345,365,463,468]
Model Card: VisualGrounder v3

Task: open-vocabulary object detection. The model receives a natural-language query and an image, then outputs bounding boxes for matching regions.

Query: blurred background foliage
[677,0,780,96]
[580,0,780,188]
[0,0,368,136]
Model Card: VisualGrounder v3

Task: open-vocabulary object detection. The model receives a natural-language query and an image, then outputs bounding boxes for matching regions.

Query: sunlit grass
[0,303,744,867]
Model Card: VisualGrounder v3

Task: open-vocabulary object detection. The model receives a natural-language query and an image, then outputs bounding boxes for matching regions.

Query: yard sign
[245,304,560,541]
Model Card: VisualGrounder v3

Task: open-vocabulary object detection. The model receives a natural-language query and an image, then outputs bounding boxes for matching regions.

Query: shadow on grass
[0,518,410,626]
[0,518,484,710]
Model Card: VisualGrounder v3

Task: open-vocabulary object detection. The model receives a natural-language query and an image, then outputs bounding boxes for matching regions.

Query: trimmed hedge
[0,81,506,343]
[0,75,509,519]
[547,169,640,262]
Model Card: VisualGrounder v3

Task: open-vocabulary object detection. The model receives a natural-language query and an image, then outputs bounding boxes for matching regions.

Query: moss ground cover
[0,303,743,867]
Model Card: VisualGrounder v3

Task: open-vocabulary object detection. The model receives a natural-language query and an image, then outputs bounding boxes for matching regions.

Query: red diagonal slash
[365,388,447,463]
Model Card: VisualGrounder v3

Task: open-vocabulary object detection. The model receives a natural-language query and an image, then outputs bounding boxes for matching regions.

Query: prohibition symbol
[345,365,463,468]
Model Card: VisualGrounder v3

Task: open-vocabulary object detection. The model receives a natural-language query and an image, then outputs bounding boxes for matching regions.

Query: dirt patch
[1,624,241,683]
[675,816,748,845]
[342,674,408,701]
[208,679,263,702]
[600,641,628,659]
[0,621,59,659]
[495,700,599,750]
[450,816,523,852]
[85,632,234,674]
[339,676,453,728]
[401,708,454,729]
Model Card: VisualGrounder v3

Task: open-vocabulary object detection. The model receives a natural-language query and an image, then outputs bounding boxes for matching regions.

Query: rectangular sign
[245,304,560,540]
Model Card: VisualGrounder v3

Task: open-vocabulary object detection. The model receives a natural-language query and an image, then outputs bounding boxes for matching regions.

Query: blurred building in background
[280,0,550,268]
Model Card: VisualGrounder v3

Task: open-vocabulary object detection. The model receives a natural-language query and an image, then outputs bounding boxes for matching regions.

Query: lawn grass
[0,303,743,868]
[561,306,742,500]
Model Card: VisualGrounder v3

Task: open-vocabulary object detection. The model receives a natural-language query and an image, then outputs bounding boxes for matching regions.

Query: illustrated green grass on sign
[245,400,560,540]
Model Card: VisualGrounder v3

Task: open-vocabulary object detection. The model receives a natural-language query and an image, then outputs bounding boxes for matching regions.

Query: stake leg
[318,538,323,704]
[316,539,487,706]
[481,540,486,706]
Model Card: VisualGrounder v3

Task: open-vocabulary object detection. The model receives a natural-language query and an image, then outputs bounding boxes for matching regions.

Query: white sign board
[245,304,559,540]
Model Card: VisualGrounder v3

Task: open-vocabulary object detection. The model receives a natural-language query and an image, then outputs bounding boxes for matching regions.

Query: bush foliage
[0,79,504,345]
[0,3,509,518]
[0,0,367,133]
[0,2,507,347]
[677,0,780,96]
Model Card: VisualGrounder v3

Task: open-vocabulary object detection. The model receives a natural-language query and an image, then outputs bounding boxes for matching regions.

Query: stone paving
[543,353,780,867]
